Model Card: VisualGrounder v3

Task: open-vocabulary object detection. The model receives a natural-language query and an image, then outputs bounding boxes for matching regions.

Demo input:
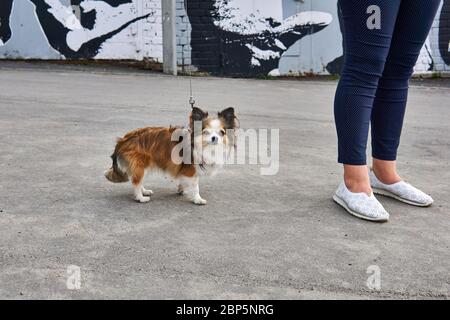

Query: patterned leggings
[334,0,441,165]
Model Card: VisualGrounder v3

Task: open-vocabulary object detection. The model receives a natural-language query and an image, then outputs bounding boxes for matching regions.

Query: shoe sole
[333,194,389,222]
[372,187,433,207]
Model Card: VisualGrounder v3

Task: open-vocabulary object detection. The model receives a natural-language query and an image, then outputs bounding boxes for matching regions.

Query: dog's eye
[202,129,210,135]
[219,129,226,136]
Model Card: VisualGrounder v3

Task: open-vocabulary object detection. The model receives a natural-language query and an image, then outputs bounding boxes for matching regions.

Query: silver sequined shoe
[369,171,433,207]
[333,182,390,222]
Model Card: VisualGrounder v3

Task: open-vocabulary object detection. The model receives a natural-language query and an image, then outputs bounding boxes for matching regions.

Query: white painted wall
[0,0,163,62]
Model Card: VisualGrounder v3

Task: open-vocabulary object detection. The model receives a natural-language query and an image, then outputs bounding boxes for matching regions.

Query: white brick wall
[139,0,163,62]
[87,0,164,62]
[176,0,192,67]
[75,0,163,63]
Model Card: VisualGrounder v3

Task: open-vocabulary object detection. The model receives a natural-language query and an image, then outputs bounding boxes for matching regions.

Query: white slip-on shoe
[333,182,390,222]
[369,171,433,207]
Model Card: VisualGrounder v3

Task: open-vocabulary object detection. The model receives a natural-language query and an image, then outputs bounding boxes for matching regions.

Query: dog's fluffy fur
[105,107,237,204]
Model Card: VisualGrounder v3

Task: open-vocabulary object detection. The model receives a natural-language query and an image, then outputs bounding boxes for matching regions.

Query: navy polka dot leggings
[334,0,441,165]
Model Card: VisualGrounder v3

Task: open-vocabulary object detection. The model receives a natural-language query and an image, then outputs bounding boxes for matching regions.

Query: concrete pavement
[0,62,449,299]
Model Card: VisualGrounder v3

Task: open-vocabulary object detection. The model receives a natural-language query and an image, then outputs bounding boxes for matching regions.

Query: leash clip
[189,96,195,108]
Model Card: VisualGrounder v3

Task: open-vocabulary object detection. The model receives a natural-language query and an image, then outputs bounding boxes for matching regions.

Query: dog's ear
[218,107,236,129]
[190,107,208,123]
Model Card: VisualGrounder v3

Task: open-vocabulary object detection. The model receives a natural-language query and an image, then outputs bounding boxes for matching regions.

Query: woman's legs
[370,0,441,183]
[335,0,401,194]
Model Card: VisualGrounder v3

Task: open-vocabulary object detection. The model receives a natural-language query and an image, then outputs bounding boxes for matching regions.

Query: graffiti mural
[324,0,437,75]
[184,0,450,76]
[186,0,332,76]
[0,0,157,59]
[0,0,449,76]
[32,0,152,58]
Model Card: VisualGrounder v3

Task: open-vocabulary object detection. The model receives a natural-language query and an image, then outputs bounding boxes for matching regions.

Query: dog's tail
[104,148,129,183]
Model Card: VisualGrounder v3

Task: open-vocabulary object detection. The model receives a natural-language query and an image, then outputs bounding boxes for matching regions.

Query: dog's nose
[211,136,218,143]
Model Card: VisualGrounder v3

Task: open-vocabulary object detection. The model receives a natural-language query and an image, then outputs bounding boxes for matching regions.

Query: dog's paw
[142,188,153,196]
[193,197,207,205]
[135,196,151,203]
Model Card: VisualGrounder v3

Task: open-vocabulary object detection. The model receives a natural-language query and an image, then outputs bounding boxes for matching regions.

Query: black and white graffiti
[187,0,332,76]
[326,0,447,74]
[0,1,14,45]
[0,0,153,58]
[0,0,449,76]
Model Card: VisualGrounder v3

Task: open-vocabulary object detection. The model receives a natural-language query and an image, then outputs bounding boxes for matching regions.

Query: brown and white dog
[105,107,237,204]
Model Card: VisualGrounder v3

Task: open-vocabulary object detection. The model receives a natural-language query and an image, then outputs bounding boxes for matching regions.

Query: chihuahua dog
[105,107,237,204]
